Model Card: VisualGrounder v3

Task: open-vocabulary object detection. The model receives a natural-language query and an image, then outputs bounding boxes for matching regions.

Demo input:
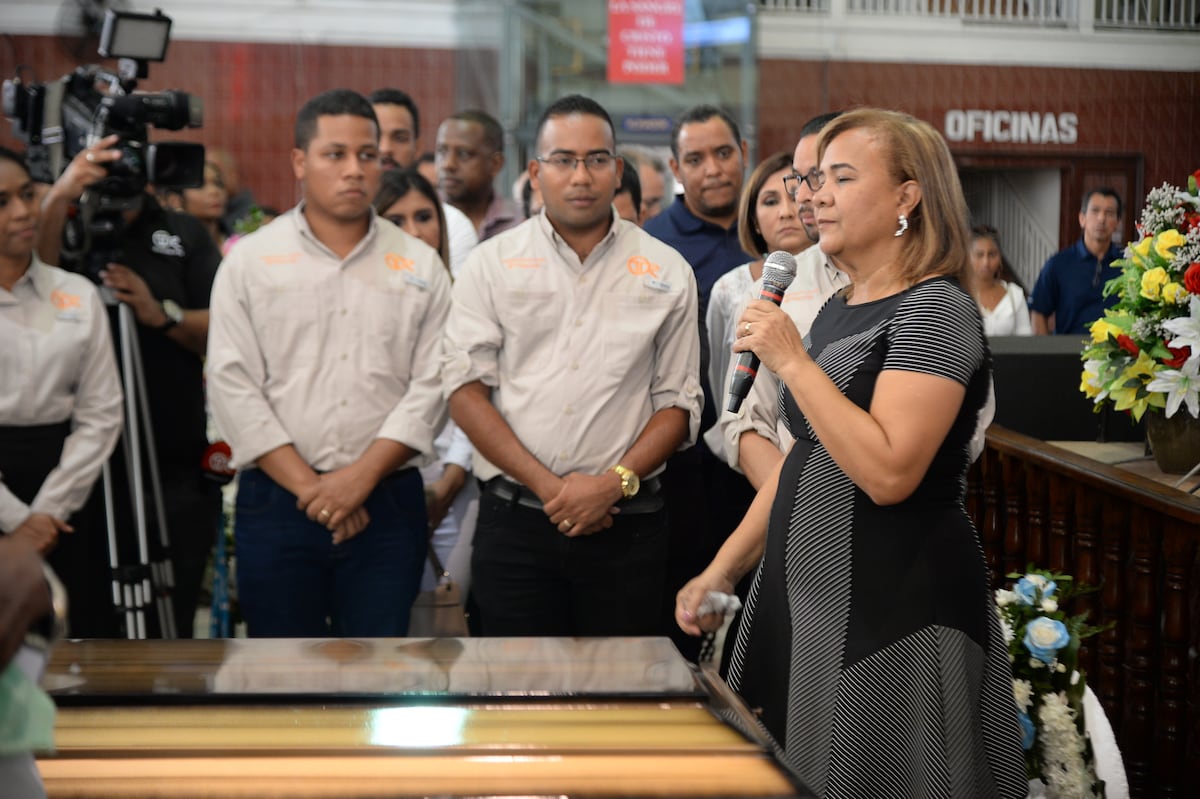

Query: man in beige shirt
[207,89,451,637]
[715,114,849,490]
[443,94,702,637]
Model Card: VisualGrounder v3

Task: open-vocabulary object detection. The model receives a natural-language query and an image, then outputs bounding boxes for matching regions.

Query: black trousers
[470,491,669,637]
[0,422,118,638]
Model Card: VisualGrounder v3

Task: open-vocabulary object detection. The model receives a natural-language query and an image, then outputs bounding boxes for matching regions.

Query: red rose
[1117,334,1140,356]
[1184,212,1200,234]
[1193,168,1200,185]
[1164,345,1191,369]
[1185,263,1200,294]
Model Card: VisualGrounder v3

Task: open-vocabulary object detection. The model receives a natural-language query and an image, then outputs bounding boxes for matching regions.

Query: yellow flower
[1080,369,1102,399]
[1089,318,1123,343]
[1154,229,1187,260]
[1132,237,1153,258]
[1108,352,1165,421]
[1162,282,1186,305]
[1140,267,1169,300]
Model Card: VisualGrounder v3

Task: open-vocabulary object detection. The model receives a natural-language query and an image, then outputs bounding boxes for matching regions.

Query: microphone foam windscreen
[762,250,798,289]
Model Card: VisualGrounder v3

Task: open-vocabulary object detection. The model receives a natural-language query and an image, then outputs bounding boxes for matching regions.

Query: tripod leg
[124,304,177,638]
[102,460,137,639]
[115,304,170,639]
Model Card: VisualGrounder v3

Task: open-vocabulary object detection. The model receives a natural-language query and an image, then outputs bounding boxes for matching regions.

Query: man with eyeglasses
[207,89,451,637]
[435,110,521,242]
[443,94,701,637]
[714,113,851,492]
[1029,188,1124,335]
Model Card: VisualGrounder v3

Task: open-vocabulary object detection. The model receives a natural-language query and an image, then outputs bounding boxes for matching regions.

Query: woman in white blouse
[966,225,1032,336]
[0,145,123,636]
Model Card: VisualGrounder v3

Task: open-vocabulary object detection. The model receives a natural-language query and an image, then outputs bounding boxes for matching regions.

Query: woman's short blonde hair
[736,151,795,260]
[815,108,970,286]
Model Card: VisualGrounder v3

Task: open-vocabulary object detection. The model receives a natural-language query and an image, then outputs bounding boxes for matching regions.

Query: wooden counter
[37,637,810,798]
[968,426,1200,798]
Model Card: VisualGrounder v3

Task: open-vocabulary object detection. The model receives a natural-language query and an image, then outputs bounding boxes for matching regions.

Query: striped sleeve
[882,279,984,386]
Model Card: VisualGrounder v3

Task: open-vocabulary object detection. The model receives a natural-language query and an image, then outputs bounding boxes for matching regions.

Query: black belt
[483,475,664,515]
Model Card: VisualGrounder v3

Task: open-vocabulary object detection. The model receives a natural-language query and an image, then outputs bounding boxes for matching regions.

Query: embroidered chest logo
[260,252,301,265]
[386,253,414,272]
[503,257,545,270]
[626,255,660,278]
[151,230,185,257]
[50,290,82,310]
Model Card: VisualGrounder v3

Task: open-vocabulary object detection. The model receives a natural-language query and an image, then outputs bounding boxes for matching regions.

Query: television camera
[2,8,205,278]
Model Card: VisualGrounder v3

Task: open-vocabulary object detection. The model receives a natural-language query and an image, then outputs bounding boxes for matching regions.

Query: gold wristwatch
[610,464,640,499]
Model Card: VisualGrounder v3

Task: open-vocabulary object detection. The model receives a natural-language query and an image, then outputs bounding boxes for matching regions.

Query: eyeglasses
[782,168,823,200]
[536,152,617,173]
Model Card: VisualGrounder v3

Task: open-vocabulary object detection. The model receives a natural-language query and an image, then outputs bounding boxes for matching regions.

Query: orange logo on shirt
[504,257,545,270]
[50,290,81,310]
[386,253,415,272]
[260,252,301,265]
[626,256,660,278]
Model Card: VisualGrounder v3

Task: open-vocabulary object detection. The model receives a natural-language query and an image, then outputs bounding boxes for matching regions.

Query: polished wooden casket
[37,636,812,798]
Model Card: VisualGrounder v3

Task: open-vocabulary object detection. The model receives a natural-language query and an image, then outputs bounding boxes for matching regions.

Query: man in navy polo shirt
[1030,188,1124,336]
[643,104,751,661]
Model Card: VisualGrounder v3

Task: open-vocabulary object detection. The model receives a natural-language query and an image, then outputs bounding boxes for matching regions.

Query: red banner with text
[607,1,684,85]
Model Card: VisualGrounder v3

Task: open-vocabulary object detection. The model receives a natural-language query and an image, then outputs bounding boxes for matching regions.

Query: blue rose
[1023,616,1070,664]
[1017,710,1036,750]
[1014,575,1057,606]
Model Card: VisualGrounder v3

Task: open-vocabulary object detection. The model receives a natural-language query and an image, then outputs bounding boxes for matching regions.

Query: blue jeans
[234,468,427,637]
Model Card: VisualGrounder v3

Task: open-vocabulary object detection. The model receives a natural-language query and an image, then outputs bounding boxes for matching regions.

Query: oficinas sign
[943,110,1079,145]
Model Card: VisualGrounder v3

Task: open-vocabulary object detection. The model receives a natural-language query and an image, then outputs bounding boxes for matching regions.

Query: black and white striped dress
[725,277,1027,798]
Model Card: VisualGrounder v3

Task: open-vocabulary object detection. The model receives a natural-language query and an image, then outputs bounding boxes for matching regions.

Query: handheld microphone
[725,250,798,414]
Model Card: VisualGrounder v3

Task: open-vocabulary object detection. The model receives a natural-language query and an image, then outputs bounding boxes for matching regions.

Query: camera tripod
[100,295,177,639]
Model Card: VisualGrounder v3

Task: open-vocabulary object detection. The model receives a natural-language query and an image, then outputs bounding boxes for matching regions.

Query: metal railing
[759,0,1200,28]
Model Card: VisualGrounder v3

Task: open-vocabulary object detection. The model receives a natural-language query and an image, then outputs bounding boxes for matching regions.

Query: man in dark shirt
[1029,188,1124,336]
[643,105,752,661]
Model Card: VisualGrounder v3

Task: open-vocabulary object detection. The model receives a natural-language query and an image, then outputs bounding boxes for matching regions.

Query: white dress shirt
[443,202,478,279]
[0,257,123,530]
[711,245,849,469]
[206,207,451,471]
[442,211,702,482]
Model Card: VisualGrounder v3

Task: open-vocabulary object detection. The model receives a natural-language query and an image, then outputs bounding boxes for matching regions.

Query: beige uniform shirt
[207,206,451,471]
[712,245,849,470]
[442,212,702,482]
[0,258,123,530]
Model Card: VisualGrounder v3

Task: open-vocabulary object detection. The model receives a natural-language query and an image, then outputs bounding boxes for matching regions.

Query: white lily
[1163,295,1200,354]
[1146,358,1200,418]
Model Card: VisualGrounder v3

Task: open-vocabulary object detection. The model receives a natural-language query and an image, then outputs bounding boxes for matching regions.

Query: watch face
[163,300,184,324]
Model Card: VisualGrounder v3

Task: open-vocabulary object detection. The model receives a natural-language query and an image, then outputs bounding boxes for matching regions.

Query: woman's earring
[894,214,908,237]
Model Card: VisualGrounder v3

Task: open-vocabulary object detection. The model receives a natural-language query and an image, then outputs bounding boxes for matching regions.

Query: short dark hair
[295,89,378,150]
[533,94,615,154]
[0,146,29,176]
[1081,187,1122,219]
[616,156,641,214]
[670,104,741,160]
[416,151,435,167]
[368,88,421,139]
[799,111,843,141]
[446,110,505,153]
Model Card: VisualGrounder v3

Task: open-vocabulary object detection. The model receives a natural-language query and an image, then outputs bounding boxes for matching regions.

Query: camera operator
[38,139,223,639]
[0,146,122,639]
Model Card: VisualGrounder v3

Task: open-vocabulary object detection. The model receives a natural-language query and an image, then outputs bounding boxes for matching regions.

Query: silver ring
[85,151,95,163]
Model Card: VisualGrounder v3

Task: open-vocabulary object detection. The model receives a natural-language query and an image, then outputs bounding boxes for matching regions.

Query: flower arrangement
[995,569,1111,798]
[1080,169,1200,421]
